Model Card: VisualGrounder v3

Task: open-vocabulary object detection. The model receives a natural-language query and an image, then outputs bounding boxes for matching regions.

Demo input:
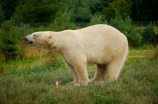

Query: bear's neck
[47,32,65,55]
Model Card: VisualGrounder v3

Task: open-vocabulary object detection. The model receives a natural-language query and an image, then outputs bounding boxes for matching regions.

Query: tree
[131,0,158,21]
[0,0,19,20]
[141,23,156,44]
[109,12,142,47]
[14,0,63,23]
[103,0,132,21]
[0,19,19,63]
[49,10,76,31]
[89,15,105,26]
[64,0,104,22]
[89,0,114,15]
[0,3,5,22]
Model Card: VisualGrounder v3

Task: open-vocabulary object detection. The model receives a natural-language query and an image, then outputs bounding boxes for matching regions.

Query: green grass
[129,50,155,57]
[0,50,158,104]
[0,58,45,75]
[0,54,61,75]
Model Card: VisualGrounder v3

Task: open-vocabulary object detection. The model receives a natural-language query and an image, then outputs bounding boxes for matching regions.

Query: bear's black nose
[25,37,28,41]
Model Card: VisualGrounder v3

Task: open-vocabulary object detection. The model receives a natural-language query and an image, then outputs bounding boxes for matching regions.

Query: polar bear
[25,24,128,86]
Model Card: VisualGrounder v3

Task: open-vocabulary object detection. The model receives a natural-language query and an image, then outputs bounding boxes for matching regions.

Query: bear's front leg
[73,63,90,86]
[62,50,90,86]
[63,59,79,85]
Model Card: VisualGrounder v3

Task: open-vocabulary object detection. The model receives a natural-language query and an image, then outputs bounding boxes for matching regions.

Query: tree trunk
[5,50,8,63]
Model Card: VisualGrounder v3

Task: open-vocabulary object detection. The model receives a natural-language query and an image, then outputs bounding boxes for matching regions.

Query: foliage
[90,0,114,15]
[103,0,132,21]
[48,11,77,31]
[14,0,63,23]
[14,23,33,60]
[32,26,50,32]
[0,3,5,22]
[141,23,156,44]
[64,0,103,22]
[152,50,158,59]
[89,15,105,26]
[0,19,19,62]
[0,0,158,22]
[109,12,142,47]
[129,44,155,51]
[17,23,33,39]
[131,0,158,21]
[0,0,19,20]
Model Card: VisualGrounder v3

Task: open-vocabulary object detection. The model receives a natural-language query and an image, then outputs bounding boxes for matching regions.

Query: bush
[33,25,49,32]
[14,0,63,23]
[89,15,105,26]
[0,19,20,62]
[109,12,142,47]
[102,0,132,21]
[152,50,158,59]
[48,11,77,31]
[17,23,33,39]
[141,23,156,44]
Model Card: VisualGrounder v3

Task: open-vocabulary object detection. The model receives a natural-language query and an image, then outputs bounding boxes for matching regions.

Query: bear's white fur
[25,24,128,86]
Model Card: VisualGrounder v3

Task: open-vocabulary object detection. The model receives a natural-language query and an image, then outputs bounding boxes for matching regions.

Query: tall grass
[0,43,46,62]
[152,50,158,59]
[24,46,46,59]
[0,44,61,75]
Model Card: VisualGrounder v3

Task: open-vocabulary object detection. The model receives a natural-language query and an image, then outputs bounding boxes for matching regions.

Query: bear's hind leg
[91,64,106,82]
[104,58,125,82]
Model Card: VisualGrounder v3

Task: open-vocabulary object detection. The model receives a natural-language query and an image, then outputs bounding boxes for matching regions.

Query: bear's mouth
[25,37,33,44]
[27,41,33,44]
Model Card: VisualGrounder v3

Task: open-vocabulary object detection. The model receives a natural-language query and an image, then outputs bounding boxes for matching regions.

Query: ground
[0,49,158,104]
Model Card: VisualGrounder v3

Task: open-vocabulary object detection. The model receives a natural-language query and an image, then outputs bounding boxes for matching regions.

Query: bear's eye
[34,34,36,36]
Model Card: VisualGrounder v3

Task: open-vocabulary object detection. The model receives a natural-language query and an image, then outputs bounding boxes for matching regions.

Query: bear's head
[25,32,53,49]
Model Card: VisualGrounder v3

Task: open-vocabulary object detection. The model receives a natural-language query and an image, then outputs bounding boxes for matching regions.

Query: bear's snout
[25,37,33,44]
[25,37,28,41]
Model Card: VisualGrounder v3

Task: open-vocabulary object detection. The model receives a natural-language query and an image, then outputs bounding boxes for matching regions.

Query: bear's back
[79,24,124,38]
[77,24,128,64]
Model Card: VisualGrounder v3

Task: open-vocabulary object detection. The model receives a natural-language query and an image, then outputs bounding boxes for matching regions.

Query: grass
[129,50,155,57]
[0,49,158,104]
[0,53,61,75]
[129,44,156,51]
[0,45,60,74]
[0,44,47,62]
[24,46,48,59]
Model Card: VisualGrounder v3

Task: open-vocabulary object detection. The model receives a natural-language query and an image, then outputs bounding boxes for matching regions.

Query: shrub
[48,11,77,31]
[0,4,5,22]
[16,23,35,60]
[152,50,158,59]
[89,15,105,26]
[0,19,20,62]
[109,12,142,47]
[33,25,48,32]
[102,0,132,21]
[141,23,156,44]
[17,23,33,39]
[14,0,63,23]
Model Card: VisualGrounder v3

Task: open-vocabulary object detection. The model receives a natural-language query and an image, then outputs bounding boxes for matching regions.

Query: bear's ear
[46,35,53,45]
[48,36,52,39]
